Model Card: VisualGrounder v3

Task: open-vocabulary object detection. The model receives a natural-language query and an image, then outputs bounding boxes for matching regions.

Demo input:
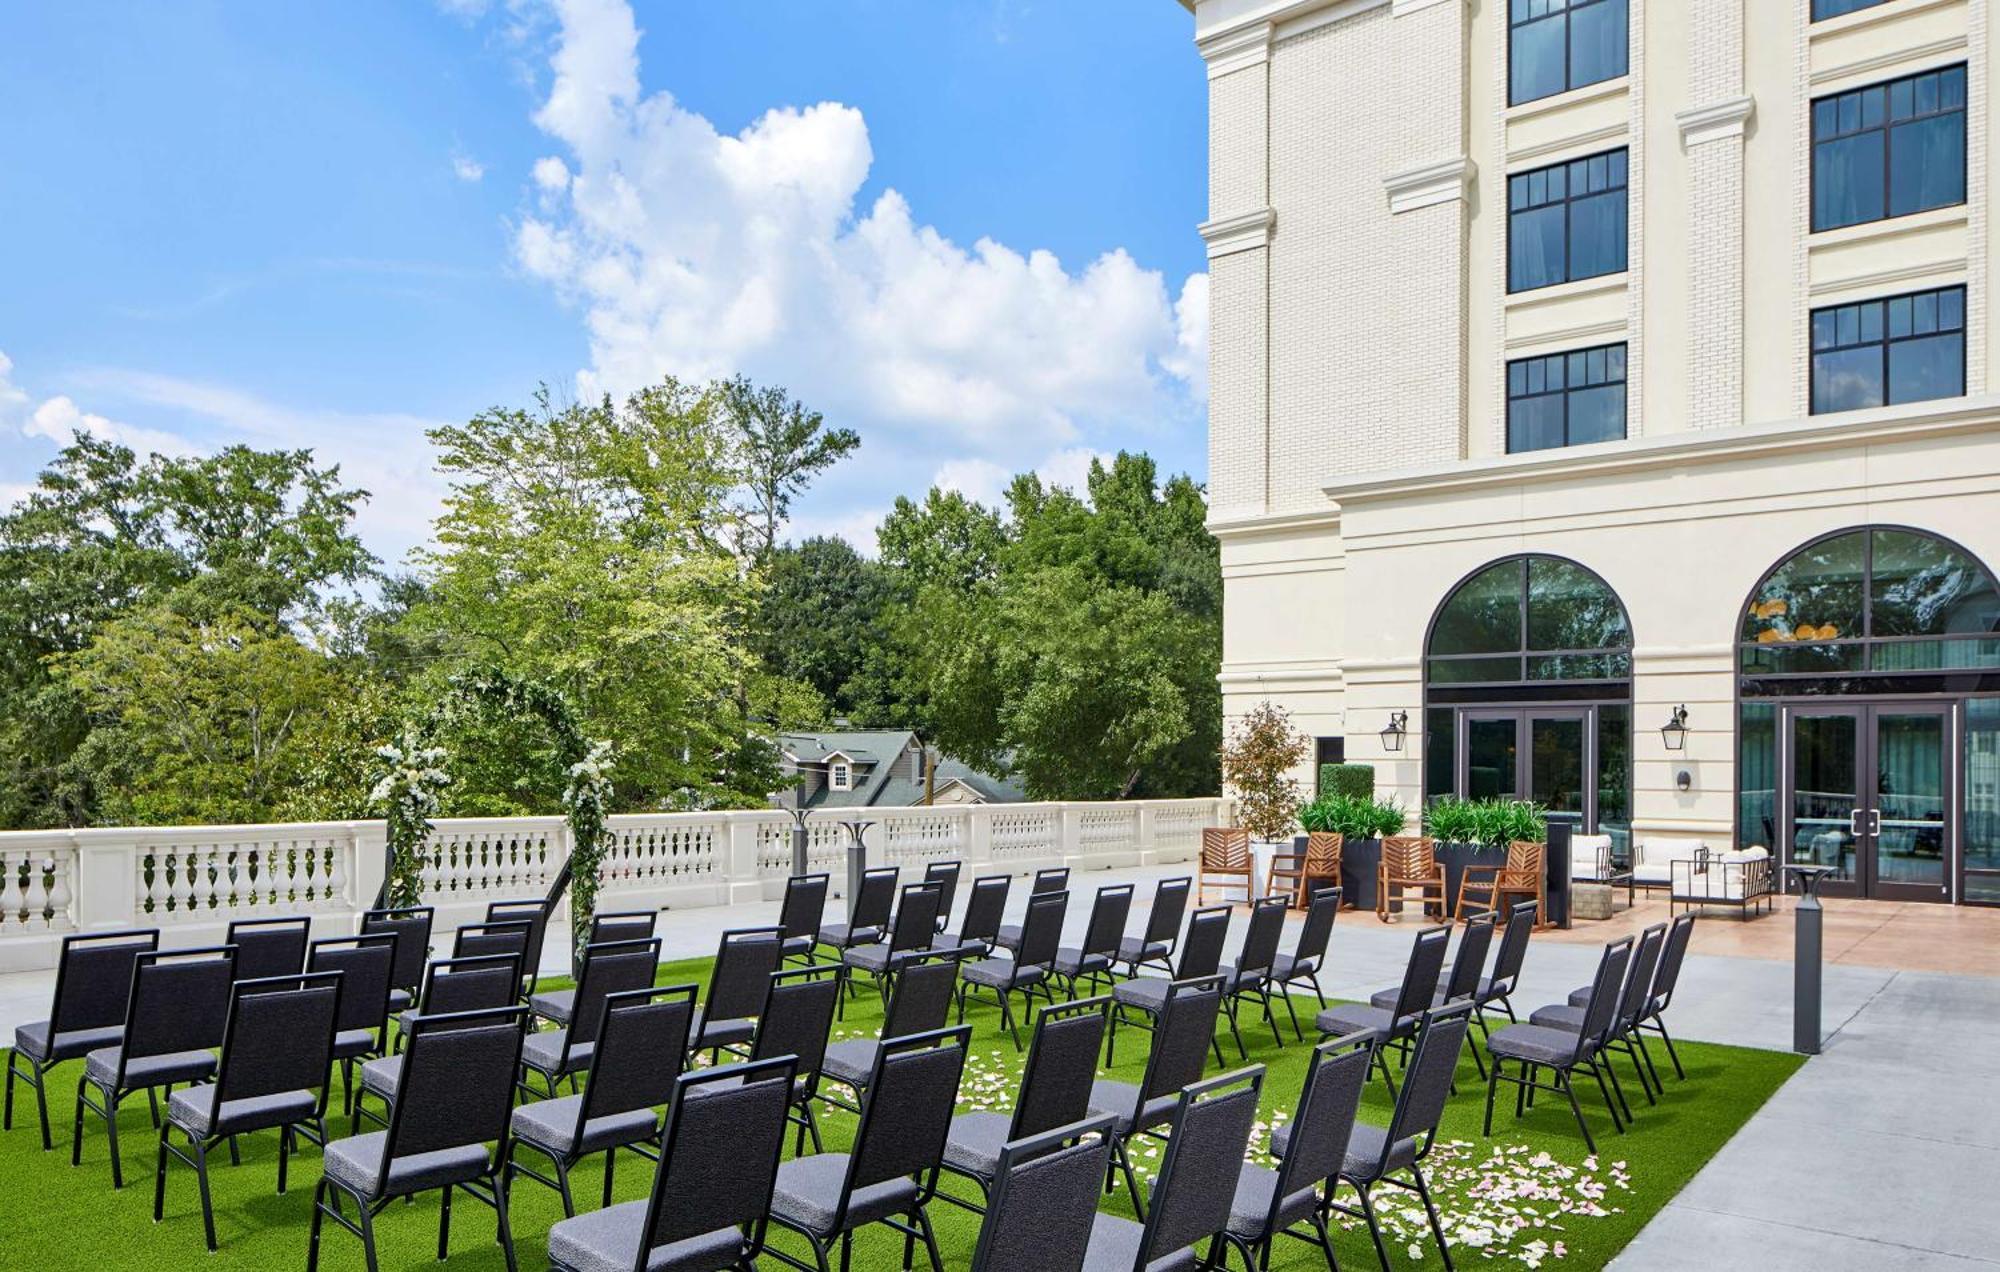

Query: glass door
[1784,703,1953,901]
[1463,713,1520,801]
[1788,708,1862,894]
[1456,708,1596,833]
[1530,713,1589,838]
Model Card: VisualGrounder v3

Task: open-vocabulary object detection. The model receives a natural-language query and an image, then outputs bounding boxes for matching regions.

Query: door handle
[1848,809,1865,838]
[1868,809,1882,836]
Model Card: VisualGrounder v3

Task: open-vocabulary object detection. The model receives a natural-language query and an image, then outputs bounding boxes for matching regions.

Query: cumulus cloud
[513,0,1207,473]
[452,153,486,182]
[1,349,194,458]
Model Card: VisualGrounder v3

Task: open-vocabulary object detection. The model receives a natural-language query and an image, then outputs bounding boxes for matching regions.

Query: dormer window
[829,762,852,791]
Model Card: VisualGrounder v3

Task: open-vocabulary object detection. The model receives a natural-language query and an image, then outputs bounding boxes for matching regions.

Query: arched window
[1427,556,1632,686]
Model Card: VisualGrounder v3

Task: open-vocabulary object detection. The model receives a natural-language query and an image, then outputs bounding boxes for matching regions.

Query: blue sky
[0,1,1207,566]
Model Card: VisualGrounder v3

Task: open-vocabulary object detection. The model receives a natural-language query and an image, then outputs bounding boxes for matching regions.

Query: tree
[1220,701,1310,841]
[719,377,859,561]
[877,488,1006,592]
[751,536,904,722]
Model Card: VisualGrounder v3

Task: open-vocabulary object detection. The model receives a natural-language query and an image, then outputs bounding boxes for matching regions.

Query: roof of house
[776,730,1025,808]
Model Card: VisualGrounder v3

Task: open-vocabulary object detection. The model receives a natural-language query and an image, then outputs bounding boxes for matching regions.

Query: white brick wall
[1207,249,1269,517]
[1686,0,1745,431]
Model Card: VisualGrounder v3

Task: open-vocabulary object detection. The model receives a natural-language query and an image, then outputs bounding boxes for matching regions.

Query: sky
[0,0,1208,568]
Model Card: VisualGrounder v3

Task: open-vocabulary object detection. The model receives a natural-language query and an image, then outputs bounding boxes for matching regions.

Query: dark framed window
[1507,343,1627,452]
[1810,285,1964,414]
[1812,0,1890,19]
[1508,149,1627,293]
[1509,0,1628,106]
[1427,555,1632,688]
[1812,64,1967,231]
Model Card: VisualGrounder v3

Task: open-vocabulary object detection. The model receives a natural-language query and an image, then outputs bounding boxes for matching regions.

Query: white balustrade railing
[0,797,1231,972]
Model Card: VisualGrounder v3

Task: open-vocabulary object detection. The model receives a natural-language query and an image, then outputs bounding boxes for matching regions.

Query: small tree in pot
[1221,701,1311,842]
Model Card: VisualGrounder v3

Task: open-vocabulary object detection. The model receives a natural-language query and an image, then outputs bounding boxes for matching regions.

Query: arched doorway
[1422,555,1633,855]
[1737,526,2000,903]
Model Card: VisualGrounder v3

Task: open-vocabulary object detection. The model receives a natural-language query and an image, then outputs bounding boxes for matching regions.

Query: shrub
[1318,763,1375,800]
[1423,795,1547,846]
[1299,792,1407,840]
[1221,701,1311,841]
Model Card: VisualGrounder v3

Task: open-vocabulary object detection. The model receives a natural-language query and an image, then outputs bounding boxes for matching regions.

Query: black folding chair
[307,933,396,1117]
[307,1005,528,1272]
[1053,884,1134,999]
[1116,875,1191,978]
[1272,885,1342,1025]
[937,874,1009,956]
[544,1056,797,1272]
[1483,937,1634,1154]
[508,984,694,1216]
[941,995,1109,1212]
[360,953,524,1131]
[360,905,434,1013]
[967,1115,1115,1272]
[1537,921,1667,1105]
[452,919,532,964]
[485,898,552,995]
[1319,924,1451,1097]
[778,873,832,965]
[1629,911,1696,1080]
[225,916,311,981]
[6,927,156,1151]
[821,951,963,1113]
[818,866,899,957]
[153,972,340,1250]
[746,964,842,1155]
[959,889,1067,1050]
[1106,902,1230,1068]
[1225,1034,1373,1271]
[994,867,1070,953]
[842,881,944,1014]
[531,910,658,1027]
[72,944,236,1187]
[520,937,661,1098]
[916,860,961,933]
[1087,975,1225,1219]
[1218,893,1291,1055]
[691,927,783,1056]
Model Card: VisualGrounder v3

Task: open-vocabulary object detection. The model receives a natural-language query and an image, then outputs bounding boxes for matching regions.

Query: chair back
[1079,885,1135,961]
[1648,913,1697,1012]
[922,861,962,920]
[225,917,309,981]
[1616,923,1668,1031]
[1387,926,1452,1029]
[360,906,434,995]
[451,920,531,964]
[569,937,663,1059]
[883,954,961,1040]
[1441,912,1497,1003]
[308,935,396,1038]
[214,972,341,1108]
[1139,1068,1264,1265]
[1235,894,1289,979]
[1143,977,1224,1103]
[702,927,784,1023]
[588,910,659,947]
[1381,835,1437,875]
[416,954,523,1020]
[1201,828,1251,870]
[579,985,696,1126]
[48,929,158,1036]
[1292,886,1341,965]
[636,1057,796,1262]
[846,1026,972,1199]
[1175,904,1232,979]
[1483,901,1539,999]
[1009,997,1110,1141]
[1304,831,1344,874]
[751,966,841,1084]
[971,1116,1114,1272]
[957,875,1011,945]
[377,1006,526,1192]
[1381,1004,1474,1162]
[1272,1037,1373,1207]
[777,873,830,943]
[1503,839,1545,888]
[124,947,237,1069]
[1141,876,1192,947]
[886,882,944,956]
[1014,890,1068,972]
[484,900,550,985]
[1574,938,1635,1062]
[850,867,901,930]
[1029,866,1070,896]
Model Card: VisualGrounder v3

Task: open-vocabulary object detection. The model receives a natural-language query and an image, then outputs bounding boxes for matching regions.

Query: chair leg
[195,1140,218,1252]
[2,1051,14,1133]
[1355,1183,1394,1271]
[1411,1166,1453,1272]
[602,1145,618,1208]
[495,1148,519,1272]
[1481,1057,1501,1137]
[307,1181,328,1272]
[152,1123,171,1222]
[1602,1059,1635,1126]
[356,1190,382,1272]
[915,1204,947,1272]
[1113,1136,1147,1220]
[279,1125,293,1194]
[554,1157,576,1218]
[1222,997,1248,1061]
[1105,1006,1119,1067]
[1281,986,1304,1042]
[1651,1017,1687,1080]
[1559,1071,1598,1156]
[107,1086,126,1188]
[439,1181,453,1260]
[998,987,1021,1051]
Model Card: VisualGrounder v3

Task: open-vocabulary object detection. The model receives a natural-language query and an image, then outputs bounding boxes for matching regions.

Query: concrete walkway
[4,861,1997,1266]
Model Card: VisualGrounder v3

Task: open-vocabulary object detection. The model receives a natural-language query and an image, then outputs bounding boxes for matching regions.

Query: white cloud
[514,0,1208,479]
[932,458,1012,509]
[452,153,486,182]
[1037,445,1112,495]
[783,504,891,557]
[1,349,196,459]
[435,0,490,18]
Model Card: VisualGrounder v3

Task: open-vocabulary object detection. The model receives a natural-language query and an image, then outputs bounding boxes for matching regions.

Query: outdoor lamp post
[1380,710,1408,753]
[1660,704,1690,752]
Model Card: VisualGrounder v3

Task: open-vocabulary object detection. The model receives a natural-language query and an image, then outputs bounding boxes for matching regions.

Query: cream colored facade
[1188,0,2000,901]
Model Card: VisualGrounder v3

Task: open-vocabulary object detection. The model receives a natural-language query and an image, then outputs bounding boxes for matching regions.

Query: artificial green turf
[0,954,1802,1270]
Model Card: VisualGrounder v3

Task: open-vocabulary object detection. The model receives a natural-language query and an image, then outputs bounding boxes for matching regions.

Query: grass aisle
[0,954,1802,1270]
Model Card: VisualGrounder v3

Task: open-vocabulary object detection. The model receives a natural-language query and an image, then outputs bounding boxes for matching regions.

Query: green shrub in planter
[1300,792,1406,840]
[1423,796,1547,846]
[1318,763,1375,800]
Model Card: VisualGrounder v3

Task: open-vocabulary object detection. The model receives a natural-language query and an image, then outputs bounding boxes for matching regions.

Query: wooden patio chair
[1198,828,1254,907]
[1376,835,1448,923]
[1456,839,1545,928]
[1270,832,1342,909]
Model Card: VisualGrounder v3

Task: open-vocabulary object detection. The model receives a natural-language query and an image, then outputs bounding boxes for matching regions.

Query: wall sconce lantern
[1661,704,1690,752]
[1380,710,1409,753]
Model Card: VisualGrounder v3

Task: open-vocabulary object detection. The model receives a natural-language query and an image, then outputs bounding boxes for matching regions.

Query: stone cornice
[1195,0,1387,50]
[1206,506,1341,540]
[1198,208,1275,259]
[1197,21,1272,78]
[1676,95,1755,148]
[1384,155,1475,214]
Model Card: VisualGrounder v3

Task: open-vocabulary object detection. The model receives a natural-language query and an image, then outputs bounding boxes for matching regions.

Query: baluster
[0,850,20,931]
[324,840,348,907]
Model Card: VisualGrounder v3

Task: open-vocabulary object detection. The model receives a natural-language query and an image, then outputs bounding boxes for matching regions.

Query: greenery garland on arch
[369,667,615,966]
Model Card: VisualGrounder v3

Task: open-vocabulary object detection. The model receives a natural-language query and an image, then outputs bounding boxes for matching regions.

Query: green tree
[751,536,907,723]
[877,488,1006,592]
[719,377,859,561]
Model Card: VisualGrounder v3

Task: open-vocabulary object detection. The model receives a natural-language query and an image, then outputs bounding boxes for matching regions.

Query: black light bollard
[786,807,811,878]
[1545,818,1573,930]
[836,818,871,919]
[1784,863,1838,1055]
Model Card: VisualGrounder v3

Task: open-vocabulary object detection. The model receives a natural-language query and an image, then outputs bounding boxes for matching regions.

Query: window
[1812,65,1966,231]
[1810,285,1964,414]
[1427,555,1631,686]
[1507,343,1627,452]
[1812,0,1890,19]
[1509,0,1628,106]
[1508,150,1627,292]
[829,761,851,791]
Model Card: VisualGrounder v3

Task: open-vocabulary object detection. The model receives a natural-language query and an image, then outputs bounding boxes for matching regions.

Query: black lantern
[1380,710,1409,753]
[1661,704,1689,752]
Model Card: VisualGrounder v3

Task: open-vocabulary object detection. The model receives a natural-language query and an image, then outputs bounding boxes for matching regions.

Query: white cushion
[1569,834,1613,879]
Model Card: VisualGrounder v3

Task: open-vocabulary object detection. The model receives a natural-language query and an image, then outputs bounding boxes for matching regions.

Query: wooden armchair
[1198,827,1255,906]
[1271,832,1343,909]
[1377,835,1448,922]
[1457,839,1545,927]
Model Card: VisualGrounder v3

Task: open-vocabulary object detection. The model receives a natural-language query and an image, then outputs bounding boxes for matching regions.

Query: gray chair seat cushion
[1086,1079,1176,1137]
[1486,1023,1588,1066]
[932,934,991,957]
[782,935,816,959]
[820,1039,879,1089]
[817,923,881,950]
[1226,1161,1319,1239]
[1117,936,1170,966]
[1054,948,1111,979]
[522,1029,595,1075]
[841,944,897,974]
[360,1055,403,1098]
[531,989,576,1026]
[963,958,1040,990]
[1315,1003,1395,1039]
[1368,987,1449,1012]
[1083,1212,1197,1272]
[512,1093,658,1156]
[1112,978,1170,1013]
[166,1084,316,1138]
[1216,962,1268,992]
[1566,986,1594,1008]
[323,1131,491,1199]
[690,1009,754,1051]
[1529,1004,1587,1032]
[994,924,1023,951]
[1336,1123,1420,1184]
[548,1199,745,1272]
[770,1151,919,1236]
[1273,953,1319,981]
[941,1111,1010,1178]
[332,1028,379,1060]
[12,1021,122,1065]
[85,1046,215,1090]
[387,988,413,1013]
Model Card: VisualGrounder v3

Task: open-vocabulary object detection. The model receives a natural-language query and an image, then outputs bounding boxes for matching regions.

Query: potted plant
[1221,701,1310,849]
[1298,793,1406,907]
[1422,795,1548,909]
